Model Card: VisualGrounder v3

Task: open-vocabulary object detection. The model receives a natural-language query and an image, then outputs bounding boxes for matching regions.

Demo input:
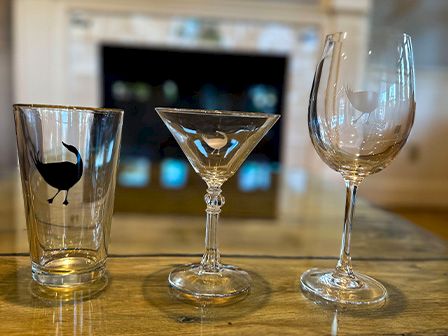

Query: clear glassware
[301,32,415,304]
[14,104,123,288]
[156,107,280,302]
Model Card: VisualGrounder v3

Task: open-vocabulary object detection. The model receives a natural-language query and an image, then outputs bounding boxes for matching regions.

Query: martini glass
[156,107,280,302]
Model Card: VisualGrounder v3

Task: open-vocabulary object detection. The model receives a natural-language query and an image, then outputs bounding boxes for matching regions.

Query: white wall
[358,0,448,208]
[361,67,448,207]
[0,0,14,173]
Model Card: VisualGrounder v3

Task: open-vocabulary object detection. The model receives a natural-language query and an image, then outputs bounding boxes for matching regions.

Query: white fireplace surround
[15,0,443,209]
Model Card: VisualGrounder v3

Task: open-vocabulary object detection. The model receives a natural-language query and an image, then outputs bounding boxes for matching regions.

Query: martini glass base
[168,264,251,304]
[300,268,387,305]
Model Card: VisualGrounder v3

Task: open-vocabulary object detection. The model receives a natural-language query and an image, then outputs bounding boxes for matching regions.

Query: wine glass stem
[335,180,358,276]
[200,185,225,272]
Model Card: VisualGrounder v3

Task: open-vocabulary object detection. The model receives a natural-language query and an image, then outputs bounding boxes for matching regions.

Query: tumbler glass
[13,104,123,287]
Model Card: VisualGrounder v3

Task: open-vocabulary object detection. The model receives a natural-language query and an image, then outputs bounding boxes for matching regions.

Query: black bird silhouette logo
[31,142,83,206]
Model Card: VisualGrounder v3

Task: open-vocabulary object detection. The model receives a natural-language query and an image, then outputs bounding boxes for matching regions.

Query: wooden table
[0,174,447,335]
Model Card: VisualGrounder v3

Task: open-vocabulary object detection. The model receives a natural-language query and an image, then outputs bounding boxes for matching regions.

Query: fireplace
[101,45,287,217]
[14,4,329,216]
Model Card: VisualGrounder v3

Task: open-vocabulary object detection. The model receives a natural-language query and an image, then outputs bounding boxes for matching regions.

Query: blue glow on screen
[118,157,151,187]
[106,140,114,162]
[160,158,188,189]
[194,139,208,157]
[238,162,272,192]
[224,139,239,158]
[182,126,197,134]
[95,141,115,168]
[95,147,105,168]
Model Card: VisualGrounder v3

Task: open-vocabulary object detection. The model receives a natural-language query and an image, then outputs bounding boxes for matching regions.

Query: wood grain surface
[0,256,446,335]
[1,175,447,335]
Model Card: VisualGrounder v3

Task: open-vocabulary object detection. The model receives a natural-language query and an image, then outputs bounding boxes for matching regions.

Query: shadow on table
[0,263,109,308]
[300,279,407,319]
[142,264,271,323]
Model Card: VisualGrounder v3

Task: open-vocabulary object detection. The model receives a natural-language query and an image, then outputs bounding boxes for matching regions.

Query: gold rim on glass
[13,104,123,114]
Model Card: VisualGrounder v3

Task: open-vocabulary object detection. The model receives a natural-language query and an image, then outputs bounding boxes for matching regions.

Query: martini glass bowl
[156,107,280,303]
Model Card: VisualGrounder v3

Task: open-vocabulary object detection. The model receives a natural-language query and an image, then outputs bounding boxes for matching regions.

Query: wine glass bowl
[157,107,280,303]
[309,32,415,183]
[302,32,415,304]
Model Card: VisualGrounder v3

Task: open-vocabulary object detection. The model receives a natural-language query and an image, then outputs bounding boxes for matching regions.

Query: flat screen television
[101,45,287,218]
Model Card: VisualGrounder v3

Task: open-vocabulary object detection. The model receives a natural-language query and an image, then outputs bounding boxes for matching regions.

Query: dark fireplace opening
[101,45,287,218]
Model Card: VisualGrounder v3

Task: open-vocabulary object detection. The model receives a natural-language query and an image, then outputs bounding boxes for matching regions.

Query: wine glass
[301,32,415,304]
[156,107,280,303]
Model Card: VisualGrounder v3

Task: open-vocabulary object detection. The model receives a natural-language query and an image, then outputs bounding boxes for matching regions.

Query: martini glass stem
[200,185,225,272]
[335,180,358,277]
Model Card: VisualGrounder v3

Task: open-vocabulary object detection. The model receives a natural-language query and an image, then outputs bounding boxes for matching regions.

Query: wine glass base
[300,268,387,305]
[168,264,251,304]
